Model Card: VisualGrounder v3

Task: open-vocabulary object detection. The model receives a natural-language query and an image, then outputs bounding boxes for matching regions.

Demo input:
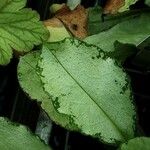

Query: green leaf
[85,12,150,52]
[119,0,138,12]
[67,0,81,10]
[108,41,138,64]
[0,117,51,150]
[145,0,150,6]
[17,51,72,129]
[38,38,135,144]
[0,0,26,12]
[87,6,103,35]
[132,37,150,69]
[120,137,150,150]
[88,7,144,36]
[0,0,49,65]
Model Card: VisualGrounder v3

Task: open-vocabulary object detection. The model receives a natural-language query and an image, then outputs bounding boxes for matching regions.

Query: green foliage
[17,1,150,149]
[67,0,81,10]
[18,38,136,144]
[145,0,150,6]
[18,51,70,128]
[0,117,51,150]
[119,0,138,12]
[0,0,49,65]
[85,12,150,52]
[108,42,138,64]
[120,137,150,150]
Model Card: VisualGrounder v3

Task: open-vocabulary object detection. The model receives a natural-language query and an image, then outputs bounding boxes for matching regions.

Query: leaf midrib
[49,50,127,141]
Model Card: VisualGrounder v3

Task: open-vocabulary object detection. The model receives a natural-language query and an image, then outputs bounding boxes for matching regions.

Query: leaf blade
[120,137,150,150]
[67,0,81,10]
[85,12,150,52]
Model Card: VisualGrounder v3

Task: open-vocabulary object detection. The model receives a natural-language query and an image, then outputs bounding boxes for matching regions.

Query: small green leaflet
[67,0,81,10]
[120,137,150,150]
[119,0,138,12]
[0,0,49,65]
[38,38,135,144]
[0,117,51,150]
[85,12,150,52]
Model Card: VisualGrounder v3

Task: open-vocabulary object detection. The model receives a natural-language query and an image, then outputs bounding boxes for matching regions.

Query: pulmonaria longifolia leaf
[85,12,150,52]
[120,137,150,150]
[0,0,49,65]
[38,38,135,144]
[0,117,51,150]
[145,0,150,6]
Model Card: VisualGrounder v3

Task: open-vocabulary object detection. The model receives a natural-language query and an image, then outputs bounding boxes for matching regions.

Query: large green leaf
[120,137,150,150]
[38,38,135,144]
[85,12,150,52]
[0,0,49,65]
[17,51,72,129]
[0,117,51,150]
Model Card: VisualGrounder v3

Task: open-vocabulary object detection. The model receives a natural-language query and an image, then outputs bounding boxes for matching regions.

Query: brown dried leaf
[44,17,64,28]
[55,5,88,39]
[43,17,71,42]
[103,0,125,14]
